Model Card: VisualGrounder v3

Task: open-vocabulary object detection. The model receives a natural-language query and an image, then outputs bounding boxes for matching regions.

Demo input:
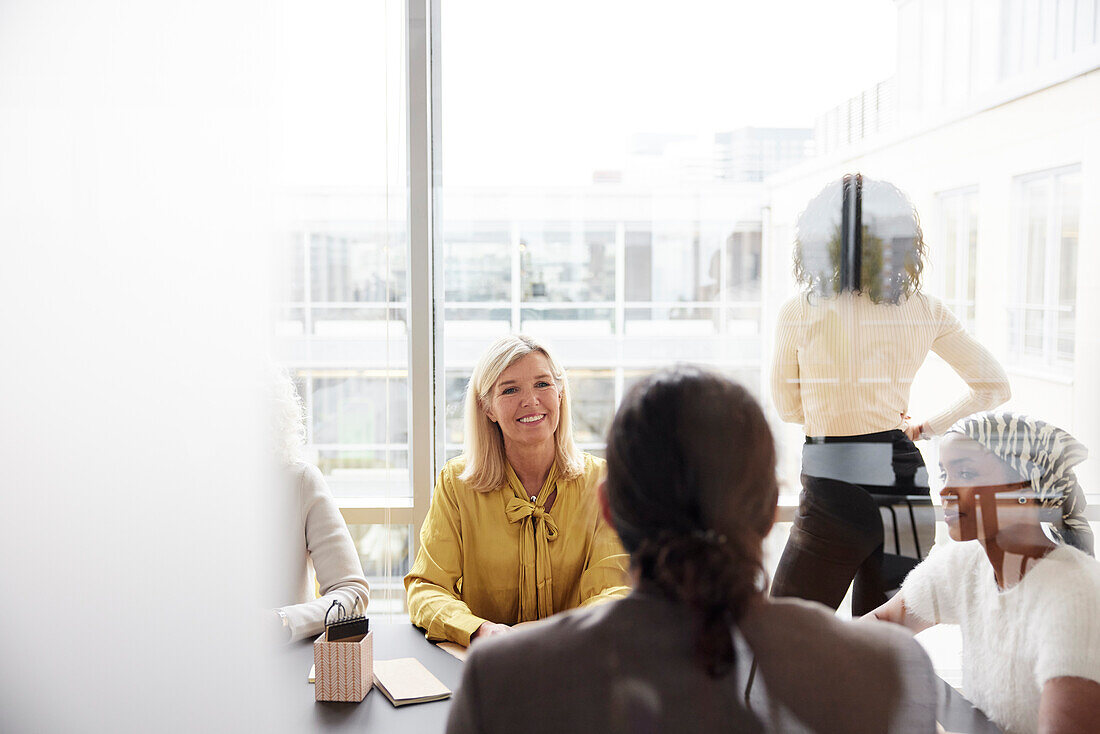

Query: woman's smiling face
[484,352,561,455]
[938,432,1033,542]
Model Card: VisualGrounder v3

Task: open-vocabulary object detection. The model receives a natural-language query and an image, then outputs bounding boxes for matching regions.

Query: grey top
[446,592,938,734]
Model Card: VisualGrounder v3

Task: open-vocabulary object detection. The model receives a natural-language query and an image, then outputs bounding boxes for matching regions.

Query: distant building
[714,127,815,183]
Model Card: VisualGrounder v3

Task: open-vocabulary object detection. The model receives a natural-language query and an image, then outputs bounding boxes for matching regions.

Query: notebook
[372,658,451,707]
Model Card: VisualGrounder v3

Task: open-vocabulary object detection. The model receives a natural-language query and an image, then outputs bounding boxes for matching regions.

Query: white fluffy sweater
[901,541,1100,734]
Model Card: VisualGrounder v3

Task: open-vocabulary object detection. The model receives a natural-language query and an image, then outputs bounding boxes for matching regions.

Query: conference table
[278,618,1001,733]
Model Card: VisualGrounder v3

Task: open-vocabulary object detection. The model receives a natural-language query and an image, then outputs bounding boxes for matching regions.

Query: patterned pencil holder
[313,629,373,702]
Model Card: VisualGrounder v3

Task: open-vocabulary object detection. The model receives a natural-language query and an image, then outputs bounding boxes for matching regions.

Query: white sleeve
[899,541,973,626]
[1031,554,1100,687]
[278,465,371,642]
[924,297,1010,436]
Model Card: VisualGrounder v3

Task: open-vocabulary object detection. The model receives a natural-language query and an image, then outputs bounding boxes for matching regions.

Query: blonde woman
[404,335,631,646]
[268,366,370,642]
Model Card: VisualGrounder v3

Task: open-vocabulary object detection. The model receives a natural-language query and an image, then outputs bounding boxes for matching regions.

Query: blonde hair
[459,334,585,491]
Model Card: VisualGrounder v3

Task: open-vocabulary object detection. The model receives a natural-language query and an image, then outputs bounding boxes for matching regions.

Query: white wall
[0,2,284,731]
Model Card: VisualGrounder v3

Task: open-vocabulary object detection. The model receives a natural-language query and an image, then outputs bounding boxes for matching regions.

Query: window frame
[1007,164,1080,376]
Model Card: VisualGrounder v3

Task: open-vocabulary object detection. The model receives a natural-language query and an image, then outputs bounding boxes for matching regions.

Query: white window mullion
[406,0,436,550]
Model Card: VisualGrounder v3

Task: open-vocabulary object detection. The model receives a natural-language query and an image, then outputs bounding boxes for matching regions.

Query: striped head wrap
[946,411,1093,556]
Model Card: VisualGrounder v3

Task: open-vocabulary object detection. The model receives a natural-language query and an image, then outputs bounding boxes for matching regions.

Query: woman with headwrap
[770,174,1010,615]
[867,412,1099,734]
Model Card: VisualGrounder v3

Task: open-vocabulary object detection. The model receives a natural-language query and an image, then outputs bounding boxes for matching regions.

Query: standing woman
[770,175,1011,615]
[404,334,630,646]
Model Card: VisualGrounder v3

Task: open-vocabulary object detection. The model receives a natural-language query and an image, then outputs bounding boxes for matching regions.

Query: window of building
[1007,166,1080,373]
[936,187,979,331]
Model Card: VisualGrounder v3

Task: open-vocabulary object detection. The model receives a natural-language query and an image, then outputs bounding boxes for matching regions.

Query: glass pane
[1057,313,1075,361]
[282,235,306,303]
[1057,172,1080,362]
[1059,173,1080,309]
[943,199,958,300]
[444,371,472,449]
[521,225,615,302]
[273,0,409,507]
[310,373,408,447]
[725,229,763,301]
[346,524,415,618]
[309,232,407,304]
[444,222,511,301]
[1024,180,1049,304]
[1024,309,1044,354]
[658,227,721,303]
[569,370,615,445]
[624,227,654,301]
[1007,309,1022,357]
[967,196,978,305]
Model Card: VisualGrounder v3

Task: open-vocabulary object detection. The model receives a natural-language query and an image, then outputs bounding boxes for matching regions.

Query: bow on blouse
[504,464,560,622]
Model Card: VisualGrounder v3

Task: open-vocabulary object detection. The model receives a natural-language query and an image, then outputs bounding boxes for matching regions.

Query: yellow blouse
[404,453,631,645]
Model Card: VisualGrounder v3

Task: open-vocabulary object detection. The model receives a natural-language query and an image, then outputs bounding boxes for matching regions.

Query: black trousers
[771,430,928,616]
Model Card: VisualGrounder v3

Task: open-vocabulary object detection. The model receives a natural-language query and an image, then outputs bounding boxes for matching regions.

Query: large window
[272,0,413,614]
[1008,166,1080,373]
[277,1,904,527]
[432,0,898,468]
[271,2,1099,628]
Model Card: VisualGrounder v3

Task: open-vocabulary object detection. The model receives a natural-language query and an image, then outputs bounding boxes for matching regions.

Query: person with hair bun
[447,366,938,734]
[404,334,631,646]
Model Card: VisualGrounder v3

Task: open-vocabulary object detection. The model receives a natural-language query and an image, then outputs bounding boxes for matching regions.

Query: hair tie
[692,529,727,546]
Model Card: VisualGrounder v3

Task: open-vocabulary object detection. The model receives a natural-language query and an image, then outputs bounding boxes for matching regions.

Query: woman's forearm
[862,593,931,634]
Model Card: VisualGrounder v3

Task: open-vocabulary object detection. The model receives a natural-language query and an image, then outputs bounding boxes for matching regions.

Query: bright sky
[278,0,898,186]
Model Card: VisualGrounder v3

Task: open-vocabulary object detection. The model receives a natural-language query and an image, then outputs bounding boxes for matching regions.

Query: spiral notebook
[372,658,451,707]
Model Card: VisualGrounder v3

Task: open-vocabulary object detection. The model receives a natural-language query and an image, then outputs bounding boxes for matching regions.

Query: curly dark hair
[604,366,777,677]
[792,175,927,305]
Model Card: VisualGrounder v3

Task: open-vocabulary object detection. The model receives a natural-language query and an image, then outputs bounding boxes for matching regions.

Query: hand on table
[471,621,511,643]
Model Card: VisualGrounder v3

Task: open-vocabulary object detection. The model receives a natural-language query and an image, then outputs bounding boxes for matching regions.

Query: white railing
[814,78,897,156]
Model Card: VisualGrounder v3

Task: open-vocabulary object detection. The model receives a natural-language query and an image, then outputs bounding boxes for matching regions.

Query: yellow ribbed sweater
[771,292,1010,437]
